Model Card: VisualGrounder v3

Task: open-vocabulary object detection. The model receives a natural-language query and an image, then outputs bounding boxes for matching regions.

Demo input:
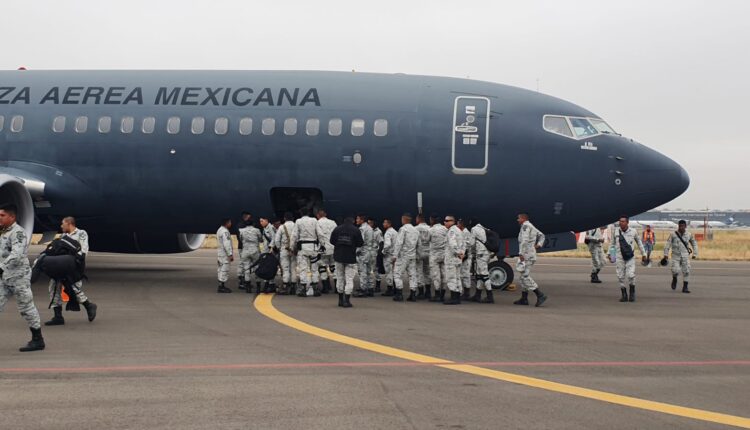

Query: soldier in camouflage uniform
[0,205,45,352]
[317,210,338,294]
[355,214,375,297]
[45,216,97,326]
[258,216,277,293]
[216,218,233,293]
[443,215,465,305]
[663,220,698,294]
[239,221,263,294]
[514,213,548,307]
[612,216,646,302]
[585,227,606,284]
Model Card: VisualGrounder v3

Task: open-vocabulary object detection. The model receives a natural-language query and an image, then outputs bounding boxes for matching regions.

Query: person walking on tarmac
[330,217,364,308]
[586,227,606,284]
[292,209,323,297]
[514,213,548,307]
[216,218,234,293]
[443,215,465,305]
[258,216,277,293]
[381,218,398,297]
[354,214,375,297]
[316,210,338,294]
[274,212,297,295]
[663,220,698,293]
[392,213,419,302]
[612,216,646,302]
[239,220,263,294]
[470,218,493,303]
[234,211,252,290]
[642,225,656,266]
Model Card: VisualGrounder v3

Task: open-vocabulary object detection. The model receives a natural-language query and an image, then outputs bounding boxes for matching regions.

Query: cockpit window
[568,117,599,138]
[543,116,573,138]
[589,118,616,134]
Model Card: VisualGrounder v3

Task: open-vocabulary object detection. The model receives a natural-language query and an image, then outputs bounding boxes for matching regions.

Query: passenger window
[191,117,205,135]
[142,117,156,134]
[121,116,134,134]
[10,115,23,133]
[306,119,319,136]
[351,119,365,137]
[589,118,616,134]
[215,117,228,135]
[75,116,88,133]
[52,116,66,133]
[374,119,388,137]
[0,115,4,131]
[543,116,573,138]
[262,118,275,135]
[284,118,297,136]
[239,118,253,135]
[328,118,342,136]
[98,116,111,133]
[166,117,180,134]
[569,117,598,138]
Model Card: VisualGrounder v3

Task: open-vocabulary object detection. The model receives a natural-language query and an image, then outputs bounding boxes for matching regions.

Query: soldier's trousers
[394,257,418,291]
[237,254,246,280]
[475,253,490,290]
[217,256,231,283]
[671,256,691,282]
[445,261,462,293]
[0,280,41,329]
[518,259,538,292]
[429,253,446,291]
[357,252,374,291]
[590,245,605,273]
[335,263,357,294]
[383,255,395,287]
[279,250,297,284]
[241,250,260,283]
[297,250,319,286]
[416,254,430,286]
[48,279,88,307]
[460,257,472,291]
[318,254,335,281]
[615,257,636,288]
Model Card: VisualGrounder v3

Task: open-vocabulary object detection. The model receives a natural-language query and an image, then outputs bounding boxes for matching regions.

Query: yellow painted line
[254,294,750,429]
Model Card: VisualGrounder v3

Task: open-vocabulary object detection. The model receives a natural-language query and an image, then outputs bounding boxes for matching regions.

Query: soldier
[330,217,364,308]
[514,213,548,307]
[273,212,297,295]
[585,227,606,284]
[428,214,448,302]
[470,218,493,303]
[443,215,465,305]
[392,213,419,302]
[612,215,646,302]
[663,220,698,294]
[258,216,277,293]
[45,216,97,326]
[316,209,337,294]
[0,205,45,351]
[415,214,431,300]
[458,219,475,300]
[216,218,233,293]
[368,219,384,292]
[381,218,398,296]
[292,209,323,297]
[354,214,374,297]
[234,211,252,290]
[239,220,263,294]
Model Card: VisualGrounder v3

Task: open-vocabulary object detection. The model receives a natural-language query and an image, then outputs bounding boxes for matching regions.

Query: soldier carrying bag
[675,231,693,255]
[617,230,635,261]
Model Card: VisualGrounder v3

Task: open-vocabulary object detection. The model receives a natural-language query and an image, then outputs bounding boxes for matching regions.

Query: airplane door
[452,96,490,175]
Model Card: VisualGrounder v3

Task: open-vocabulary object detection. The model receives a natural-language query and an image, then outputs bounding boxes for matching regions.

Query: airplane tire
[488,260,514,290]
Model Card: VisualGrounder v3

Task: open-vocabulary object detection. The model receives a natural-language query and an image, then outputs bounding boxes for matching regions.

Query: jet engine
[88,232,206,254]
[0,174,35,241]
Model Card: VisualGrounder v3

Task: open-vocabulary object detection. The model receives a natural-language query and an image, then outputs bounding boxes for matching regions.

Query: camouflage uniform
[371,226,384,285]
[292,215,322,295]
[382,227,398,288]
[216,226,233,283]
[239,225,262,285]
[356,223,374,292]
[444,225,466,293]
[316,216,337,286]
[48,228,90,306]
[429,223,448,293]
[613,227,645,289]
[393,224,419,293]
[415,221,431,290]
[274,220,298,286]
[664,230,698,283]
[586,229,606,274]
[517,221,545,292]
[460,227,475,293]
[0,223,41,330]
[471,224,491,291]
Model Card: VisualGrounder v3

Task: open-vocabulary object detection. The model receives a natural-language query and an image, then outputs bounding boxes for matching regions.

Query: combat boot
[313,285,322,297]
[277,283,288,295]
[591,273,602,284]
[443,291,461,305]
[322,280,331,294]
[439,289,446,302]
[629,285,636,302]
[471,290,482,302]
[424,286,432,300]
[338,293,344,307]
[514,291,529,305]
[429,289,442,302]
[393,289,404,302]
[416,286,425,300]
[82,301,97,322]
[19,328,45,352]
[44,306,65,326]
[481,290,494,304]
[374,280,382,293]
[382,285,394,296]
[619,287,628,302]
[342,294,353,308]
[671,276,678,290]
[254,282,262,295]
[297,285,307,297]
[238,276,246,290]
[366,288,374,297]
[533,289,547,307]
[353,288,368,298]
[406,290,417,302]
[461,289,470,301]
[217,283,232,293]
[682,282,690,294]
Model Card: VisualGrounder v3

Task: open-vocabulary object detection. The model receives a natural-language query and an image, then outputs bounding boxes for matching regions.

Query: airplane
[690,220,727,228]
[0,69,690,288]
[631,220,678,229]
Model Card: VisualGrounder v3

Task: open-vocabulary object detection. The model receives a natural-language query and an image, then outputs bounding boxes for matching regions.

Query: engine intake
[0,174,35,242]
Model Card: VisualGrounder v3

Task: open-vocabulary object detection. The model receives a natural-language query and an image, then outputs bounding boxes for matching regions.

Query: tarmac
[1,247,748,429]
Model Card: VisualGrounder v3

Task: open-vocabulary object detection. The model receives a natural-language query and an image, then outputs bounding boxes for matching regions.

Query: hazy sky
[3,0,748,210]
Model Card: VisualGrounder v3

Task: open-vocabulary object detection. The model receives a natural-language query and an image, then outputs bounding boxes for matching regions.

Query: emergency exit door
[451,96,490,175]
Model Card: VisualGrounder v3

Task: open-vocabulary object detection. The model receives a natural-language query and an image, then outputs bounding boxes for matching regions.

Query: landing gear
[488,260,514,290]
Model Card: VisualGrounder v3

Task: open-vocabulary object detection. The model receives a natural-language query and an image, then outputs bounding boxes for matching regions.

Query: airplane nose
[633,145,690,206]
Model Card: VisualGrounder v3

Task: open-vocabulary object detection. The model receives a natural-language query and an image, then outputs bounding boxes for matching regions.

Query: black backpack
[45,236,81,256]
[253,253,280,281]
[482,228,501,254]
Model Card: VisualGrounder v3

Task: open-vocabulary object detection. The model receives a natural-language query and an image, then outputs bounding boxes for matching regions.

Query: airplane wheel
[489,260,514,290]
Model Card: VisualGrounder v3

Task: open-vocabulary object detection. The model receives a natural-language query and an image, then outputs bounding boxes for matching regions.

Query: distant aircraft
[690,220,728,228]
[631,220,678,229]
[0,70,690,287]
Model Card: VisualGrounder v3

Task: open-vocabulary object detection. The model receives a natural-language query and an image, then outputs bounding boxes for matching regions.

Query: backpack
[45,236,82,257]
[253,253,280,281]
[482,228,501,253]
